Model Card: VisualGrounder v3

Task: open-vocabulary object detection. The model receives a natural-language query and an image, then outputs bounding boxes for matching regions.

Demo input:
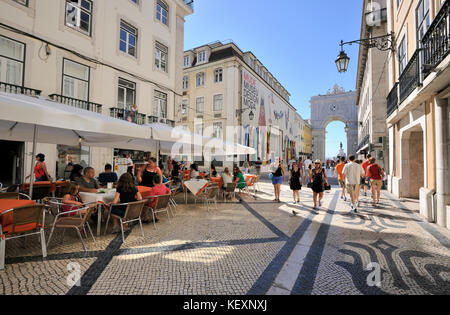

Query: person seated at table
[137,157,163,188]
[190,164,200,179]
[171,160,180,179]
[110,173,143,233]
[69,164,83,182]
[221,168,234,199]
[210,164,218,177]
[147,174,171,223]
[75,167,99,193]
[62,183,84,217]
[98,164,118,186]
[233,166,247,191]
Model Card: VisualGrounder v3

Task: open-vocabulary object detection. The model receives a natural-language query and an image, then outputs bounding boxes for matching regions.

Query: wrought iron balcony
[357,135,370,152]
[422,0,450,78]
[110,108,146,125]
[148,116,175,127]
[0,81,41,96]
[399,50,421,104]
[386,82,399,117]
[49,94,102,114]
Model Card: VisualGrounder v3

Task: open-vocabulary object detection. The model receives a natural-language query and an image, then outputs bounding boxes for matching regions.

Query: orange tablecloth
[245,175,257,186]
[137,186,153,199]
[210,177,224,188]
[0,200,35,226]
[20,181,68,193]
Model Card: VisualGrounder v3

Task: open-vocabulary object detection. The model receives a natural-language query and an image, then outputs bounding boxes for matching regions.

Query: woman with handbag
[289,163,303,204]
[27,153,52,182]
[310,160,329,210]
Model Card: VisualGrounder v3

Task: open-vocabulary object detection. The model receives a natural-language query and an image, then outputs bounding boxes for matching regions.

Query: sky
[184,0,363,158]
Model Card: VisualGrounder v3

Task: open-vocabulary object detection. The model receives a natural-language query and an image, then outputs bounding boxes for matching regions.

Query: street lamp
[236,107,255,121]
[336,33,395,73]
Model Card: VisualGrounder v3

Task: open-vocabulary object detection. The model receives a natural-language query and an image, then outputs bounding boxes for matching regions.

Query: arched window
[156,0,168,25]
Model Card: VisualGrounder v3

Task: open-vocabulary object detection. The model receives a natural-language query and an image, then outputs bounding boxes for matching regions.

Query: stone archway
[310,85,358,161]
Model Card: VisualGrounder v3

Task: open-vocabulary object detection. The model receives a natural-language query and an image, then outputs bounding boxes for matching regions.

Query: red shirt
[367,164,382,180]
[34,162,45,179]
[361,160,371,176]
[149,184,170,209]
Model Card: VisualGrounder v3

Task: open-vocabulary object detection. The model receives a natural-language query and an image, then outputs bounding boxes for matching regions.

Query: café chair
[0,192,31,200]
[46,205,96,252]
[199,186,219,213]
[104,200,146,242]
[0,204,47,270]
[223,183,237,202]
[148,195,171,230]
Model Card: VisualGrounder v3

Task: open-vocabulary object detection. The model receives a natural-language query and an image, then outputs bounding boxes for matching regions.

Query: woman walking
[289,162,303,204]
[367,157,385,207]
[31,153,52,182]
[310,160,329,210]
[272,159,285,203]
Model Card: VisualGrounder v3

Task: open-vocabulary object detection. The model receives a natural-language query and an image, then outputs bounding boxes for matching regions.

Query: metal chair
[0,204,47,270]
[46,205,96,252]
[148,194,171,230]
[5,184,20,193]
[199,186,219,213]
[104,200,146,242]
[0,192,31,200]
[22,185,52,202]
[223,183,237,202]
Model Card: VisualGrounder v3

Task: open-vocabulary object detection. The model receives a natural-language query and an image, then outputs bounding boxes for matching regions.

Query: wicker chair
[148,194,171,230]
[199,186,219,213]
[223,183,237,202]
[104,200,146,242]
[0,204,47,270]
[46,205,96,252]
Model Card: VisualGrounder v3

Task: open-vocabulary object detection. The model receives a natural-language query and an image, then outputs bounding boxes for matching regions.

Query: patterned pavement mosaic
[1,174,449,295]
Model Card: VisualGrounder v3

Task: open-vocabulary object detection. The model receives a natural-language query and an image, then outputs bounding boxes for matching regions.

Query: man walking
[303,156,313,184]
[334,156,347,201]
[361,154,372,197]
[342,155,365,213]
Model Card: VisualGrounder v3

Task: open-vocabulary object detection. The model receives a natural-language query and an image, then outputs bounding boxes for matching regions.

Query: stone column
[312,129,326,161]
[346,127,358,157]
[435,96,449,228]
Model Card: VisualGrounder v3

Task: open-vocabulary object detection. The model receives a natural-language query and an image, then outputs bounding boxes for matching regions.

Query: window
[156,0,169,26]
[120,21,137,57]
[118,78,136,110]
[214,68,223,83]
[181,99,189,116]
[416,0,430,45]
[62,59,89,101]
[0,35,25,86]
[130,0,138,4]
[213,122,223,139]
[184,56,190,67]
[14,0,28,6]
[155,42,168,72]
[198,51,207,63]
[213,94,223,112]
[65,0,92,35]
[182,75,189,89]
[153,90,167,118]
[196,72,205,87]
[195,122,204,135]
[196,97,204,113]
[398,36,407,74]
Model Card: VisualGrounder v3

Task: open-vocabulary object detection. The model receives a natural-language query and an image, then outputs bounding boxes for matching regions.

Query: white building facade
[0,0,193,185]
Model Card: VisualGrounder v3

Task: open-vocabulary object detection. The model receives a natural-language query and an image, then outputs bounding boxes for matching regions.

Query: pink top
[149,184,170,209]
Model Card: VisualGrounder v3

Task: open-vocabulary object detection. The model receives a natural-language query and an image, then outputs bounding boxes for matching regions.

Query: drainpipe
[435,96,449,228]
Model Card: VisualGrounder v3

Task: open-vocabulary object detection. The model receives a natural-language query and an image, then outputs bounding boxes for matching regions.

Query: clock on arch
[330,104,338,112]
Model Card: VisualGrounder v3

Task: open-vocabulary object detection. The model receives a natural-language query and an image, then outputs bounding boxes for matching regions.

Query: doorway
[0,140,24,187]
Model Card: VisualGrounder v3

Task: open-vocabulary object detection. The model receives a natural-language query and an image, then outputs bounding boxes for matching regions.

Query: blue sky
[184,0,363,158]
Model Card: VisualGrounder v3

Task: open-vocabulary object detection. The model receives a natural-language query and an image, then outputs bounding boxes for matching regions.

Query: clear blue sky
[184,0,363,158]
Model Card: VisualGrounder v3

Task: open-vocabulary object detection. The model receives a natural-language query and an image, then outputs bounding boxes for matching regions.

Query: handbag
[269,173,273,180]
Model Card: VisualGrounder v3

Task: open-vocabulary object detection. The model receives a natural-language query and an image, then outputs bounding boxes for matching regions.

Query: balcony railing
[357,135,370,152]
[386,82,399,117]
[0,81,41,96]
[422,0,450,78]
[110,108,146,125]
[148,116,175,127]
[399,50,421,104]
[183,0,194,10]
[49,94,102,114]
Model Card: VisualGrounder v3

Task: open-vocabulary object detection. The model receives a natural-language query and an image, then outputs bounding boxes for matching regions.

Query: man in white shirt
[303,156,313,184]
[342,155,365,213]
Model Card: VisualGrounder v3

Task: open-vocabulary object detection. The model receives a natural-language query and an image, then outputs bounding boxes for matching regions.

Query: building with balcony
[385,0,449,229]
[356,0,389,169]
[0,0,193,185]
[179,40,299,167]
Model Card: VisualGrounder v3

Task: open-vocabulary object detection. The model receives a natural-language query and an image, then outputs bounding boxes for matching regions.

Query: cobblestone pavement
[1,174,449,295]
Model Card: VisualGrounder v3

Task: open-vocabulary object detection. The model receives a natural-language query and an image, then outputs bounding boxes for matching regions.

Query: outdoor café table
[137,186,153,203]
[21,181,68,197]
[183,179,208,204]
[0,199,35,227]
[79,189,116,236]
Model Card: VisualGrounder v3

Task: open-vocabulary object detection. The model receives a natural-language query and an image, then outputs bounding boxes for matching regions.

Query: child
[62,183,84,216]
[147,175,171,222]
